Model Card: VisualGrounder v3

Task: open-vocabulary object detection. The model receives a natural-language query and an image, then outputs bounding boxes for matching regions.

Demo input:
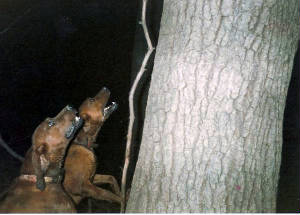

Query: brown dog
[0,105,82,213]
[63,87,122,205]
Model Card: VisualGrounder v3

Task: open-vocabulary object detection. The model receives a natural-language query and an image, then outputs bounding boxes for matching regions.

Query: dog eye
[89,98,95,102]
[47,119,56,127]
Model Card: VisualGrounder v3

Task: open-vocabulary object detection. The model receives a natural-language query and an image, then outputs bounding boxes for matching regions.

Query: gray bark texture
[126,0,299,213]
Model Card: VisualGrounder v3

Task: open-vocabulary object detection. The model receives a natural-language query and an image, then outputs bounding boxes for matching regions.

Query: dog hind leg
[92,174,121,195]
[82,181,121,204]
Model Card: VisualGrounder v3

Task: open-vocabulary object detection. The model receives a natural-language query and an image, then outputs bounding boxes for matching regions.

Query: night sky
[0,0,137,176]
[0,0,299,212]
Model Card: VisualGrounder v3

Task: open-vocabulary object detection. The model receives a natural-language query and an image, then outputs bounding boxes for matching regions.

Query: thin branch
[121,0,155,212]
[0,134,24,162]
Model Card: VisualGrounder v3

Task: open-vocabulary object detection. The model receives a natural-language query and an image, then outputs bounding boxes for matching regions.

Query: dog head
[79,87,117,141]
[31,105,83,191]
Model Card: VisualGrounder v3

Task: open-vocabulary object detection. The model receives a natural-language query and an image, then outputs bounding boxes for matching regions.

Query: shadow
[277,42,300,213]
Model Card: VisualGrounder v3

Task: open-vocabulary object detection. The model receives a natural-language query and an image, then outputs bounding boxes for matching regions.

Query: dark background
[0,0,298,212]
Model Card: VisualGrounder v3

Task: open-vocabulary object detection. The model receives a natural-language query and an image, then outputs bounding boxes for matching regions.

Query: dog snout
[95,87,111,99]
[65,116,83,139]
[74,116,83,128]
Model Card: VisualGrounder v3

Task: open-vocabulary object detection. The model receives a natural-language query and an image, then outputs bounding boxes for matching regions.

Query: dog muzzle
[103,102,118,120]
[65,116,83,139]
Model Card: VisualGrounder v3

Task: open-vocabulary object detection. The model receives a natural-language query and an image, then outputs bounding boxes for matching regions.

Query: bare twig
[121,0,154,212]
[0,134,24,162]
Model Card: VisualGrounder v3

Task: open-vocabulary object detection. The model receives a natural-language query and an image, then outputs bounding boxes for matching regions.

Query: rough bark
[126,0,299,213]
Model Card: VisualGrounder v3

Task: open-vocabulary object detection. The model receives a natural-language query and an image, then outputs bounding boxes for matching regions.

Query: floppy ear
[32,144,49,191]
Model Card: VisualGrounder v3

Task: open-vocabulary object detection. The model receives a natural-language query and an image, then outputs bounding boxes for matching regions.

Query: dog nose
[100,87,110,95]
[66,105,73,111]
[102,86,109,92]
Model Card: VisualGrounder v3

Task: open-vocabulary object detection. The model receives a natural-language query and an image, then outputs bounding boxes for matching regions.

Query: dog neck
[19,167,64,184]
[73,133,96,151]
[19,175,54,183]
[73,123,103,150]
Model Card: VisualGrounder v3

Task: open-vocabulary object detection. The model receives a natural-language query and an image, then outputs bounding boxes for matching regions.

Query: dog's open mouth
[103,102,118,121]
[65,116,83,139]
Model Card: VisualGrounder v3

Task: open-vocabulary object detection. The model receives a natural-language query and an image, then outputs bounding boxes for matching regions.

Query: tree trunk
[126,0,299,213]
